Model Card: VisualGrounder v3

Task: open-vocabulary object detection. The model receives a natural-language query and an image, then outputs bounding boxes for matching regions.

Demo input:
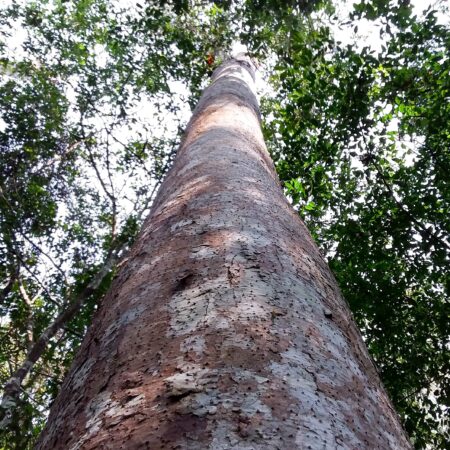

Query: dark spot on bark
[173,273,195,293]
[160,413,208,445]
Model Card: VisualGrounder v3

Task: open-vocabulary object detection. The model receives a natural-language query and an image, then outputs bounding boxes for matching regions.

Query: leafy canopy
[0,0,448,448]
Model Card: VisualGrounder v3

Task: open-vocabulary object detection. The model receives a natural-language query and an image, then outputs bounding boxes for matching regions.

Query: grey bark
[36,55,411,450]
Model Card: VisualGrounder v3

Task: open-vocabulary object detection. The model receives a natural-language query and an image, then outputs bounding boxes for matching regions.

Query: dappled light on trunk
[36,56,411,449]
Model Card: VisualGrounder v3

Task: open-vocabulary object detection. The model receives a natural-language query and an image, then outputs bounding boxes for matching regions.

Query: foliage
[0,0,448,448]
[263,2,449,447]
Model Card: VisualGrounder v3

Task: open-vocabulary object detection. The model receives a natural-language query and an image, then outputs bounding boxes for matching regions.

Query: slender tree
[37,55,411,449]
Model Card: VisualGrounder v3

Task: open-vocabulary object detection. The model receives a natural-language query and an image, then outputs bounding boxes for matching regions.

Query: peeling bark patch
[71,357,95,392]
[181,335,206,357]
[165,371,206,399]
[68,391,115,450]
[171,218,195,232]
[227,263,242,286]
[168,281,217,335]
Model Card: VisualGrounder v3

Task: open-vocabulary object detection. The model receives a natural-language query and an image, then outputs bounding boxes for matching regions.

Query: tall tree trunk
[37,56,411,450]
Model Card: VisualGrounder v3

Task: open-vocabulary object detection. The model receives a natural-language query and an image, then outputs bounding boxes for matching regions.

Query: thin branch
[17,280,34,352]
[84,143,116,204]
[371,158,450,252]
[12,251,62,309]
[17,231,69,288]
[361,133,450,252]
[104,137,117,240]
[80,120,119,245]
[0,266,19,306]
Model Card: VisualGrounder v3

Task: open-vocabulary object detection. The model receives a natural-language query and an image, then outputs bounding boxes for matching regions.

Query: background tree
[0,0,448,448]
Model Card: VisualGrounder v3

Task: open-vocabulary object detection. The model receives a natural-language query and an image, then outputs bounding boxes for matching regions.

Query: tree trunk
[37,56,411,450]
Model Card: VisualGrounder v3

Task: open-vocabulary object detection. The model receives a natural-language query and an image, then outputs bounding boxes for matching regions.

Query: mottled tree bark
[37,56,411,450]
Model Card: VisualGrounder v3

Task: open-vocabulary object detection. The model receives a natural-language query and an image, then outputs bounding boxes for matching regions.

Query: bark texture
[37,56,411,450]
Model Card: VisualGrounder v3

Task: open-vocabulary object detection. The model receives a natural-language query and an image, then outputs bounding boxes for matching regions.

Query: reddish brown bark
[37,56,411,450]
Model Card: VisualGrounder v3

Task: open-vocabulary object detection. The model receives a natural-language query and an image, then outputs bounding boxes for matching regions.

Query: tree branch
[0,243,125,428]
[0,266,19,306]
[17,280,34,352]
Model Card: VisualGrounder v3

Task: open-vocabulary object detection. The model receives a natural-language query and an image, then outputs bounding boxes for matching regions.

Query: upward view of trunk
[37,56,411,449]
